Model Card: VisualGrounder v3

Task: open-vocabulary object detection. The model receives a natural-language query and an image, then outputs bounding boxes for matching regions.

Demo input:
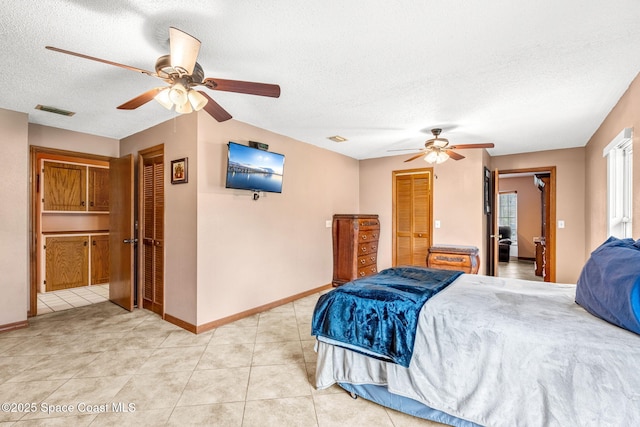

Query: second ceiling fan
[395,128,494,163]
[46,27,280,122]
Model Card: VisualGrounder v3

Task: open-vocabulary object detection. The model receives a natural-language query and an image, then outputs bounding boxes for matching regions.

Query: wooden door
[109,154,135,311]
[393,170,432,266]
[88,167,110,211]
[538,174,552,282]
[45,235,88,291]
[43,161,86,211]
[91,234,110,284]
[491,169,500,276]
[142,154,164,315]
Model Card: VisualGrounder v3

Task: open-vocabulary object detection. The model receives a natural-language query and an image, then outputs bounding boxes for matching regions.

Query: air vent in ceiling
[327,135,347,142]
[35,104,75,117]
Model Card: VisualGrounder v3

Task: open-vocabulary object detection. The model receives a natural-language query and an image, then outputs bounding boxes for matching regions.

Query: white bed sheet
[315,274,640,426]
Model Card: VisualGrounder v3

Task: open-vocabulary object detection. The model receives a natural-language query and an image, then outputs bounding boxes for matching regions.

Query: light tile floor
[37,285,110,315]
[1,292,445,426]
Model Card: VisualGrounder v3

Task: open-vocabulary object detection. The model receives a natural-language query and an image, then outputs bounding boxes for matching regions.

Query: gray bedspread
[315,274,640,426]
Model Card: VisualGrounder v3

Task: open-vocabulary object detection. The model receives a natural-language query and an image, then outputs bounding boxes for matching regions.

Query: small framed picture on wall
[171,158,188,184]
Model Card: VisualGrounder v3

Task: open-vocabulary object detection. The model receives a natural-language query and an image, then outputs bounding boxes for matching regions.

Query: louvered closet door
[393,170,432,266]
[142,156,164,315]
[412,174,431,264]
[395,176,414,265]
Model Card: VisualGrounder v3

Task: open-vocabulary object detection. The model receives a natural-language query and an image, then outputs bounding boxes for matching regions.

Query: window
[499,192,517,243]
[603,128,633,238]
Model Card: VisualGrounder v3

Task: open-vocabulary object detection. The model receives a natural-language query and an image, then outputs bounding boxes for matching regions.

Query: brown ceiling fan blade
[404,152,426,162]
[204,78,281,98]
[199,91,233,122]
[169,27,201,75]
[117,88,162,110]
[45,46,156,76]
[445,150,465,160]
[448,143,495,150]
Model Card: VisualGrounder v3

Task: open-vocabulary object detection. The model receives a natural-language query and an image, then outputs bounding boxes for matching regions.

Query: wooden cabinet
[427,245,480,274]
[88,166,110,211]
[43,232,109,292]
[43,162,87,211]
[44,235,89,292]
[42,161,109,212]
[91,234,110,284]
[332,214,380,286]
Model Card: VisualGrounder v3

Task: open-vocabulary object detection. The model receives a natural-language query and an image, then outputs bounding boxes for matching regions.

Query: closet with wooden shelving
[37,155,110,293]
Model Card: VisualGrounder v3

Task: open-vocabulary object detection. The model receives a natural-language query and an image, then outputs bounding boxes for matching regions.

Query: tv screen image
[225,142,285,193]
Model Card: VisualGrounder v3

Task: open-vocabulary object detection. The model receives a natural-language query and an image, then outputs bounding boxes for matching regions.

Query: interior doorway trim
[499,167,556,282]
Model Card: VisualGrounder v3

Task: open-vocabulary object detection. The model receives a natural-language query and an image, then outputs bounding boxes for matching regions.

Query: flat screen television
[225,141,285,193]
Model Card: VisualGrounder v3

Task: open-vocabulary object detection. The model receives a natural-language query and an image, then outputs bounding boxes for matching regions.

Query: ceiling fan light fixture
[46,27,280,122]
[154,87,174,110]
[169,82,189,106]
[175,100,193,114]
[433,137,449,148]
[188,90,208,111]
[425,150,449,164]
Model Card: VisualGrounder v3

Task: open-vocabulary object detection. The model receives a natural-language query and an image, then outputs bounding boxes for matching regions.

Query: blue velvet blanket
[576,236,640,335]
[312,267,463,367]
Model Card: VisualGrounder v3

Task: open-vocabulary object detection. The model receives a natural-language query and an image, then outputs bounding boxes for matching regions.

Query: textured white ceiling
[2,0,640,159]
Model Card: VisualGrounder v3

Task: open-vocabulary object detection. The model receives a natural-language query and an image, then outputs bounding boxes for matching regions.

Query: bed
[312,241,640,426]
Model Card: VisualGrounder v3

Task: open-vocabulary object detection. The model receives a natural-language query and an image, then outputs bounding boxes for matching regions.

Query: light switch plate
[435,220,441,229]
[325,220,332,228]
[558,220,565,229]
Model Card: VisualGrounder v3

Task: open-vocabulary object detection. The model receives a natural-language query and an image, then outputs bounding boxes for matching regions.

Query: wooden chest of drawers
[427,245,479,274]
[332,214,380,286]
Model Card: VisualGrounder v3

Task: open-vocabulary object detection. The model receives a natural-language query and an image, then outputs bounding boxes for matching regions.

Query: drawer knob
[360,259,365,264]
[362,234,367,240]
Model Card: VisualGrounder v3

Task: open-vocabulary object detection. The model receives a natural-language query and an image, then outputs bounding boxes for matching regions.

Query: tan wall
[195,113,359,325]
[499,175,542,259]
[120,114,199,325]
[0,108,29,326]
[28,124,118,235]
[359,149,486,273]
[492,148,586,283]
[585,72,640,252]
[28,123,119,158]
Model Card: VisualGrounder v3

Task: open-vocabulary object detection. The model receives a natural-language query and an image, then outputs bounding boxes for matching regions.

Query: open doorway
[496,168,555,282]
[29,146,113,316]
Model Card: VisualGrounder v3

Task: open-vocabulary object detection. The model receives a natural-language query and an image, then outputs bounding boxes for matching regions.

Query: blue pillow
[575,236,640,335]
